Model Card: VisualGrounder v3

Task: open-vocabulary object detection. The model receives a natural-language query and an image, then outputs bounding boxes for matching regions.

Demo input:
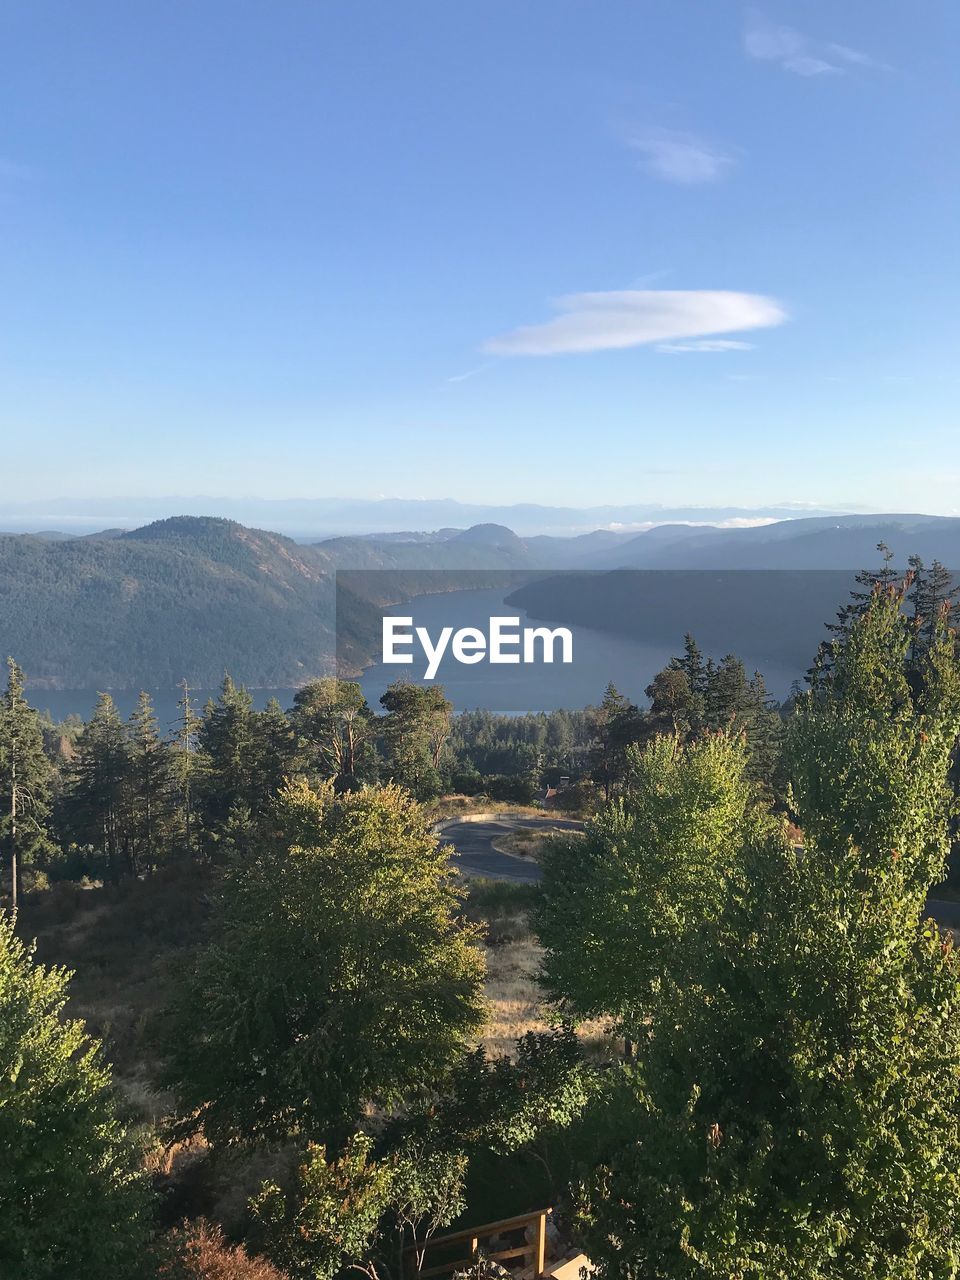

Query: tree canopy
[540,586,960,1277]
[0,912,151,1279]
[163,781,486,1146]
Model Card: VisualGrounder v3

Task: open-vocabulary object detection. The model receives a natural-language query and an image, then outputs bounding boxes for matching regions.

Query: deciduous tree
[544,588,960,1276]
[163,782,485,1146]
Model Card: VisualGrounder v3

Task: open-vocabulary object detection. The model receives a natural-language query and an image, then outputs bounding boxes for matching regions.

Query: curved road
[440,815,582,883]
[438,814,960,932]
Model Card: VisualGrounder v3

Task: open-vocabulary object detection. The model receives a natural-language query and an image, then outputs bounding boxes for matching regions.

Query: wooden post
[535,1210,547,1277]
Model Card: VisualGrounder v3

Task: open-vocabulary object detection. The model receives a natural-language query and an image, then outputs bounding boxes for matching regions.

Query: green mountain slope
[0,518,335,689]
[0,516,543,689]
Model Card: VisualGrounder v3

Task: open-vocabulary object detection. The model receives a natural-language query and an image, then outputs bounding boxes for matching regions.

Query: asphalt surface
[440,815,582,883]
[929,896,960,929]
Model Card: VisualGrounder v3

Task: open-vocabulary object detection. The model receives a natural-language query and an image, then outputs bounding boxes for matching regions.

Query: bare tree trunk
[10,750,18,911]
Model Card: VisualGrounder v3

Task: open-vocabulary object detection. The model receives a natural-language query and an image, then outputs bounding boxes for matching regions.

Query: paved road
[929,897,960,929]
[439,815,960,930]
[440,815,582,883]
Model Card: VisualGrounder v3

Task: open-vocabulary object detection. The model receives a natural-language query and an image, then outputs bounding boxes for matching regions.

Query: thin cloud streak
[744,13,887,76]
[656,339,755,354]
[629,128,733,184]
[484,290,788,357]
[446,364,491,384]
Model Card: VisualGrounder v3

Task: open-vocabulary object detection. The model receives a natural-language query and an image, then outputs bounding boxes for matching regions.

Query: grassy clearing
[427,794,547,822]
[459,876,612,1059]
[491,825,583,862]
[20,863,214,1111]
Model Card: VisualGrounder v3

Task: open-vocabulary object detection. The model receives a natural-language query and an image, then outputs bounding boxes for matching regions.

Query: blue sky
[1,1,958,513]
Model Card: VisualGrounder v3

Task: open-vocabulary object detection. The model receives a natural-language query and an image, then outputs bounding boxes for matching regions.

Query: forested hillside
[7,512,960,690]
[0,518,337,689]
[0,517,544,689]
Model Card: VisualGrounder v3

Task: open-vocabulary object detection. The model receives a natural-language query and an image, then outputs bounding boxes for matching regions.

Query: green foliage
[589,683,645,801]
[547,589,960,1277]
[0,912,152,1278]
[0,658,55,903]
[433,1029,596,1156]
[290,678,376,788]
[379,681,453,800]
[251,1133,467,1280]
[537,731,757,1029]
[128,690,176,870]
[788,582,960,903]
[0,517,338,689]
[448,706,592,786]
[163,782,486,1146]
[195,677,297,848]
[251,1134,395,1280]
[61,691,132,882]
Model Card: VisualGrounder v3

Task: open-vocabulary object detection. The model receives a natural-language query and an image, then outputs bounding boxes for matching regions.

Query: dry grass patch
[482,932,550,1057]
[462,876,613,1059]
[492,825,583,862]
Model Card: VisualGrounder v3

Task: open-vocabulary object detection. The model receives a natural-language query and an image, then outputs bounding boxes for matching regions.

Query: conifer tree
[291,678,375,787]
[0,659,53,907]
[0,913,152,1277]
[253,697,296,806]
[196,676,258,837]
[379,682,452,800]
[127,691,171,871]
[63,693,131,882]
[170,679,202,855]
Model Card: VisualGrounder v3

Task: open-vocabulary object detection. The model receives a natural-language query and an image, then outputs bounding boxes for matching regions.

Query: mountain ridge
[3,512,959,690]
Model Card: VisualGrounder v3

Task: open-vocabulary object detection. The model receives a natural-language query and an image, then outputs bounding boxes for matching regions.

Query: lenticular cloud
[484,289,788,356]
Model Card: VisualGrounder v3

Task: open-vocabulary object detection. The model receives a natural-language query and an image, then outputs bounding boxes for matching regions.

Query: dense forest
[4,554,960,1277]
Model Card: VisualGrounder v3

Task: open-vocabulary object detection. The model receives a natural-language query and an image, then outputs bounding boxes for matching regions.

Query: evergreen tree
[196,675,258,838]
[0,913,151,1277]
[127,691,172,871]
[252,696,296,806]
[908,556,958,668]
[291,678,375,787]
[63,693,132,883]
[810,541,902,685]
[170,679,202,855]
[591,683,644,800]
[0,659,53,907]
[669,632,707,727]
[379,682,452,800]
[644,667,696,738]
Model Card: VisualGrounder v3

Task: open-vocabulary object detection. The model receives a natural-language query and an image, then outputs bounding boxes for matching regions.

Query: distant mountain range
[0,495,853,539]
[2,512,959,691]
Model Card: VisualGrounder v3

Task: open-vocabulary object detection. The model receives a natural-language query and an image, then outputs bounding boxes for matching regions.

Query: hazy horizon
[0,492,893,540]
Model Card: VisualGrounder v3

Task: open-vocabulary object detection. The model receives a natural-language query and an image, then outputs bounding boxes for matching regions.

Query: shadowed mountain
[4,512,959,691]
[583,514,960,569]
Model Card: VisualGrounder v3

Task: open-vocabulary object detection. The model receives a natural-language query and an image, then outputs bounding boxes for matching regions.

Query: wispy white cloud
[656,339,755,354]
[484,290,787,357]
[826,43,893,72]
[628,128,733,184]
[744,13,887,76]
[446,364,490,384]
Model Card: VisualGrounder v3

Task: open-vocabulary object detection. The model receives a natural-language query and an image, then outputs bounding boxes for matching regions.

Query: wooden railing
[404,1207,553,1279]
